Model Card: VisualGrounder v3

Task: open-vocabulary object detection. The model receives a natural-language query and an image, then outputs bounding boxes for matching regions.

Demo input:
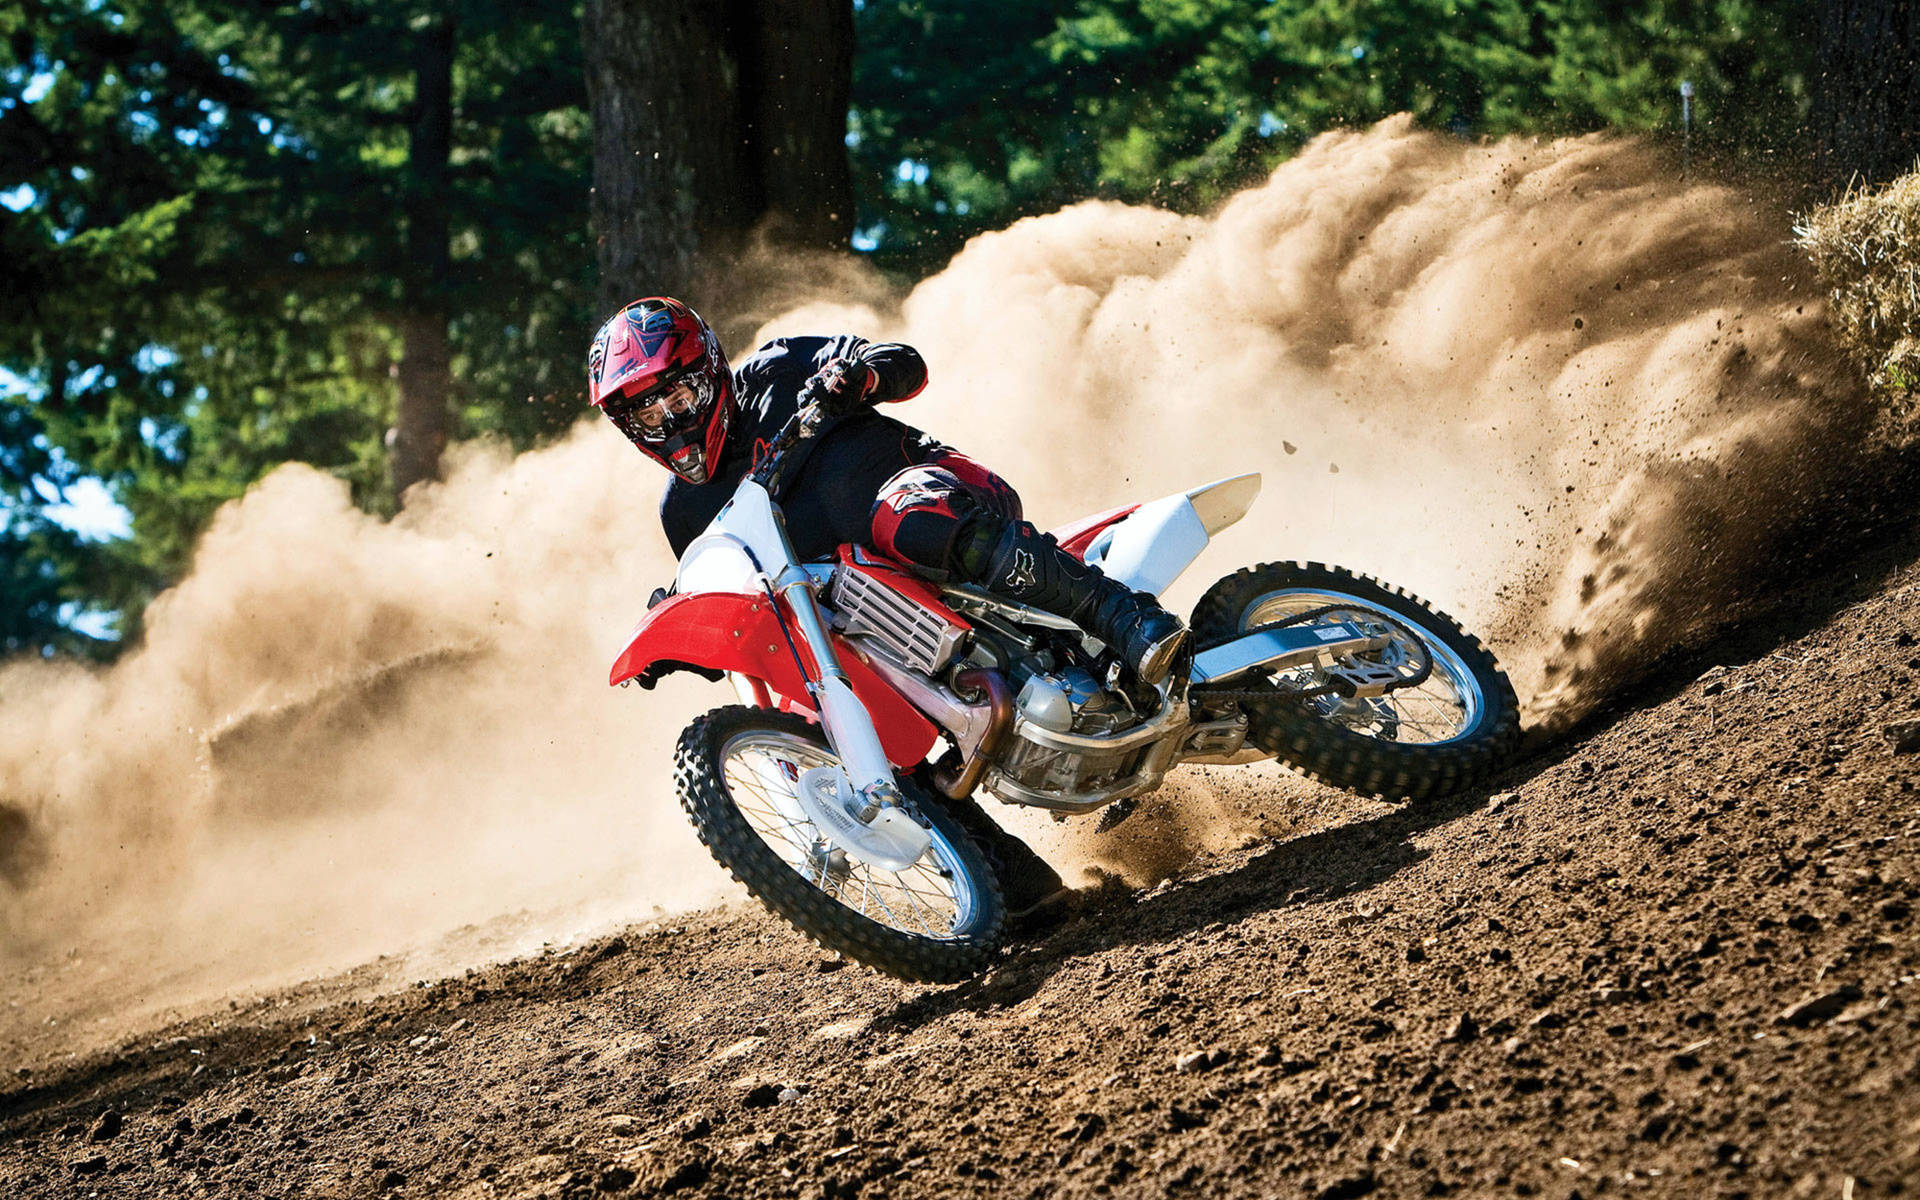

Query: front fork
[771,566,905,817]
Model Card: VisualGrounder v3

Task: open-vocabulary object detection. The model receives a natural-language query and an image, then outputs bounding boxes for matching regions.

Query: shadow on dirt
[878,776,1517,1030]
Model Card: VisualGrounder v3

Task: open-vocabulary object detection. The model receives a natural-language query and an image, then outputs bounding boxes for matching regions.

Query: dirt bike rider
[588,296,1189,918]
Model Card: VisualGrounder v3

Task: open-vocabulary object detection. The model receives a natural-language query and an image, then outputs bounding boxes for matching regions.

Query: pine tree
[1810,0,1920,189]
[582,0,855,326]
[1,0,595,648]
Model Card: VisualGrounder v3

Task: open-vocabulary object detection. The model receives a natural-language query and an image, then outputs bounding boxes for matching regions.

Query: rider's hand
[798,357,876,418]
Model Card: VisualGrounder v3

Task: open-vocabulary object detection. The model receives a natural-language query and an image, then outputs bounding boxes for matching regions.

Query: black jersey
[658,335,944,562]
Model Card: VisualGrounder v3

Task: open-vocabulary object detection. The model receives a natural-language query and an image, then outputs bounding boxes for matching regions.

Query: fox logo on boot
[1007,548,1037,591]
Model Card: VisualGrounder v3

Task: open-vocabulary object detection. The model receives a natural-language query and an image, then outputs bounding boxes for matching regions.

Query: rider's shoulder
[734,336,801,381]
[741,334,828,360]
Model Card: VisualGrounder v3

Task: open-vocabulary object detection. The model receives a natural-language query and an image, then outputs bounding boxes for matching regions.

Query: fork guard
[610,591,940,768]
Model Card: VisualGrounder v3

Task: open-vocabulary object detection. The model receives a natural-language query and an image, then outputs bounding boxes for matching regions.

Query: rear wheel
[675,706,1005,982]
[1191,562,1519,801]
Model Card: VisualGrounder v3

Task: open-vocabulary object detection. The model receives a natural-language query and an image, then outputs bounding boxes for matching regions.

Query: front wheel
[674,706,1005,982]
[1191,562,1520,801]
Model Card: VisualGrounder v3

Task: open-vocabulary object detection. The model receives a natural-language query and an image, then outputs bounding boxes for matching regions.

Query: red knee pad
[870,465,969,570]
[925,449,1023,523]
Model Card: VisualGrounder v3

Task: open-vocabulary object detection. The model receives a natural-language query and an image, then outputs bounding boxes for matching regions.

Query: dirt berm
[5,527,1920,1200]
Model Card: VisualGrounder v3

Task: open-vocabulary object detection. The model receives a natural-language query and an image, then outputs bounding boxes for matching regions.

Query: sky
[45,475,133,541]
[1,366,135,543]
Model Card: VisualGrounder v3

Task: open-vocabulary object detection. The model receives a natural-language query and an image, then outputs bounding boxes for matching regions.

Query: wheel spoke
[859,874,909,930]
[716,729,973,943]
[1245,591,1483,746]
[896,874,950,936]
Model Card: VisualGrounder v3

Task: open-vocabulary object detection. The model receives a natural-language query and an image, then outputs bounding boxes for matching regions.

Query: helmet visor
[603,365,711,447]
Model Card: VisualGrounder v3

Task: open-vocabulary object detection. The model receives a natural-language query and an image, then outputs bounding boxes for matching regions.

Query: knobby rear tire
[674,706,1006,983]
[1191,562,1520,802]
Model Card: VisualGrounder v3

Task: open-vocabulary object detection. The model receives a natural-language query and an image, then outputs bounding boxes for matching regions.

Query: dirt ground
[5,527,1920,1200]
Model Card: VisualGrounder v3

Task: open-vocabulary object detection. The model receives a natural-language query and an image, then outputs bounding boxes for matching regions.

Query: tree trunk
[1811,0,1920,191]
[739,0,856,252]
[390,9,456,500]
[582,0,853,319]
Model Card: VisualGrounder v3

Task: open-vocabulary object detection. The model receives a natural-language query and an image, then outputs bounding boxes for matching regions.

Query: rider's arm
[805,334,926,406]
[856,341,927,404]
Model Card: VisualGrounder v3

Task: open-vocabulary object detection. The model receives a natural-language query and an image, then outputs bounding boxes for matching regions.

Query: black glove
[798,358,876,418]
[633,659,726,689]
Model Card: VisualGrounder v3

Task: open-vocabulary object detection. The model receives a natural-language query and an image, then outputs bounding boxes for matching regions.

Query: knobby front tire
[674,706,1006,983]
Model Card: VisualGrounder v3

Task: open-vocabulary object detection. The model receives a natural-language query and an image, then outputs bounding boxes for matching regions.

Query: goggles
[605,365,706,445]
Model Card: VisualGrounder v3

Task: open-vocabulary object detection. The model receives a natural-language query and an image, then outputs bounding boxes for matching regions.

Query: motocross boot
[962,518,1189,685]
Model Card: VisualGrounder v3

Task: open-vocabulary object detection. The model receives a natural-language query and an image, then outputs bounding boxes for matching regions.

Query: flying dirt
[0,117,1882,1066]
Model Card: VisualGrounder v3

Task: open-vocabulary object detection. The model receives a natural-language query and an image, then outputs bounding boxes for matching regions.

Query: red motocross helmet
[588,297,734,484]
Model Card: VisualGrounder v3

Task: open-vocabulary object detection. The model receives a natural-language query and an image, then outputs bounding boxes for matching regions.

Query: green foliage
[1,0,593,652]
[2,0,1822,656]
[852,0,1811,271]
[0,395,116,656]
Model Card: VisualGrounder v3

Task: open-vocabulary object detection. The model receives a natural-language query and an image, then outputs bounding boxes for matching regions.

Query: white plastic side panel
[674,536,760,594]
[718,481,795,572]
[1077,473,1261,596]
[1087,494,1211,597]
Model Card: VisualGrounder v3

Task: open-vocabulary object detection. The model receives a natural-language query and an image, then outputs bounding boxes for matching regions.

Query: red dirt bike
[612,408,1520,981]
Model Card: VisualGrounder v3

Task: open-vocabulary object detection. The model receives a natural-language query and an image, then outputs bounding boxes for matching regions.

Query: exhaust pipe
[935,669,1013,800]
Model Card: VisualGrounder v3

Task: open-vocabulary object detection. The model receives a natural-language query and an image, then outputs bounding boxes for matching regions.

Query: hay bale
[1796,166,1920,411]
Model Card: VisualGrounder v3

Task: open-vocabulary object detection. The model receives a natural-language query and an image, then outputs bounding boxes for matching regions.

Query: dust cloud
[767,115,1868,730]
[0,434,735,1064]
[0,117,1879,1057]
[764,115,1872,881]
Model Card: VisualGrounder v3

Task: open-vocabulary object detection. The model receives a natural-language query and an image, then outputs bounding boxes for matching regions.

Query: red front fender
[609,591,939,768]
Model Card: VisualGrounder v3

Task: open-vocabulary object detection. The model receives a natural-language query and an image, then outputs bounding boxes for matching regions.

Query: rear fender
[609,591,939,767]
[1082,473,1262,596]
[1051,504,1139,562]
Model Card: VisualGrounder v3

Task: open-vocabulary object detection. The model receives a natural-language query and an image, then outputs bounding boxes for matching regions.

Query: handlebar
[750,361,872,493]
[747,406,814,493]
[750,392,853,494]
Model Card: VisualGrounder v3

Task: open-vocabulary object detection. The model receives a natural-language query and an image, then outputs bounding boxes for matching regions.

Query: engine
[1011,665,1132,736]
[982,662,1186,813]
[827,559,1187,814]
